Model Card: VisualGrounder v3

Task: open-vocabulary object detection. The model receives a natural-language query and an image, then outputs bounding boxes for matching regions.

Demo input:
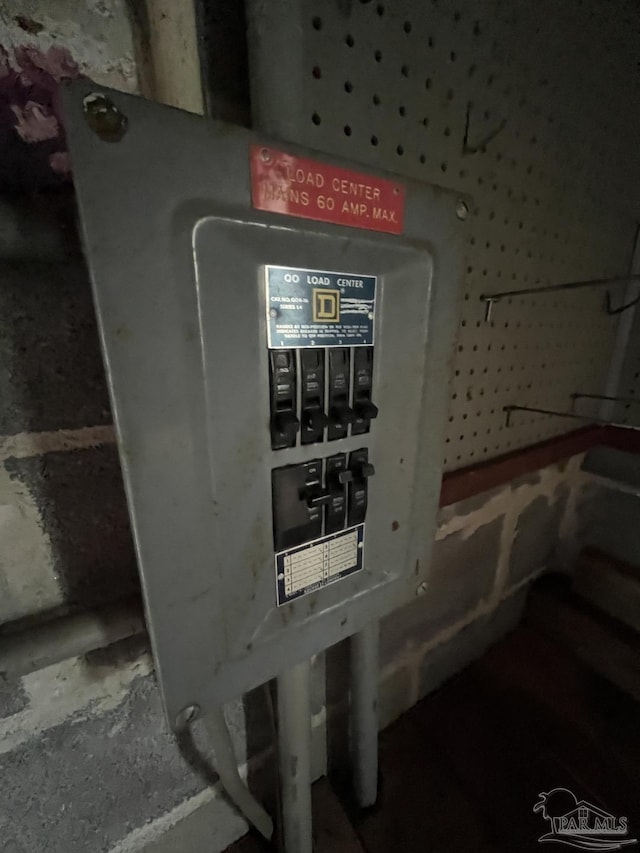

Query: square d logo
[313,289,340,322]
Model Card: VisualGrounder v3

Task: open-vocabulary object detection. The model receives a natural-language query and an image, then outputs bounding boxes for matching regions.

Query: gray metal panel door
[63,81,468,726]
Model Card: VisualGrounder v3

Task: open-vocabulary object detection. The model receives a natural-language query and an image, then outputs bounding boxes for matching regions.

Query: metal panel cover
[63,81,468,725]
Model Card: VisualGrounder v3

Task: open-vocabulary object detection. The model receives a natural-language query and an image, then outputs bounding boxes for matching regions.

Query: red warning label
[250,145,405,235]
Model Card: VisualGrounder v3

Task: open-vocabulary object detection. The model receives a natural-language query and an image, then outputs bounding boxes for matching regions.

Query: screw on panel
[416,582,427,596]
[261,148,272,163]
[175,703,200,730]
[83,93,128,143]
[455,199,469,220]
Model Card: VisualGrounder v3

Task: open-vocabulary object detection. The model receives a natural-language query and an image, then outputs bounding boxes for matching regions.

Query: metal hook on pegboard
[480,274,640,322]
[570,392,640,412]
[503,404,640,430]
[605,290,640,315]
[462,102,507,156]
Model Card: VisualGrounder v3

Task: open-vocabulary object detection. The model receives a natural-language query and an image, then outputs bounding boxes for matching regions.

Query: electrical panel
[63,81,468,727]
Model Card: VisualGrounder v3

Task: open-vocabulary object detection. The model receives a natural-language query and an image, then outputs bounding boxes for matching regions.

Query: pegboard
[246,0,640,470]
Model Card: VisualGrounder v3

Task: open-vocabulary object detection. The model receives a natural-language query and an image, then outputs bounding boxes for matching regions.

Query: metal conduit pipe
[0,597,145,680]
[244,4,320,849]
[350,621,380,808]
[201,707,274,841]
[277,660,313,853]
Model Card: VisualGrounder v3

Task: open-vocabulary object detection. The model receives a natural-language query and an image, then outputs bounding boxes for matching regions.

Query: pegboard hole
[401,64,409,77]
[345,34,355,47]
[375,50,383,62]
[312,66,322,79]
[399,105,406,116]
[425,77,433,90]
[344,81,354,93]
[371,135,379,146]
[312,16,322,30]
[344,125,352,136]
[403,20,412,33]
[396,144,405,156]
[376,4,385,15]
[312,113,321,125]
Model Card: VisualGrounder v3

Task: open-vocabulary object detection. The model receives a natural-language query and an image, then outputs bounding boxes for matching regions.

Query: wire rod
[503,405,640,430]
[570,392,640,412]
[480,274,640,321]
[605,290,640,315]
[202,707,274,840]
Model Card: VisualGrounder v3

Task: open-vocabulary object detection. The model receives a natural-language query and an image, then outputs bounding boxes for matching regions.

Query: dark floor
[228,610,640,852]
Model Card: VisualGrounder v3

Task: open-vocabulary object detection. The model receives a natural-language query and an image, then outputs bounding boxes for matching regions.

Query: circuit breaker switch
[305,490,331,510]
[269,350,299,449]
[327,348,354,440]
[325,453,350,533]
[352,347,378,436]
[300,349,327,444]
[330,402,356,427]
[347,449,374,527]
[274,410,300,442]
[303,408,329,434]
[354,400,379,423]
[272,460,323,551]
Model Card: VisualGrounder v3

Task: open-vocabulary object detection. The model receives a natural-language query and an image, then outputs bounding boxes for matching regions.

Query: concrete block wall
[374,457,580,729]
[576,446,640,570]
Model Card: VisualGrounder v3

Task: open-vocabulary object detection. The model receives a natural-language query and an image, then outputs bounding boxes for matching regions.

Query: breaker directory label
[266,266,376,348]
[275,524,364,606]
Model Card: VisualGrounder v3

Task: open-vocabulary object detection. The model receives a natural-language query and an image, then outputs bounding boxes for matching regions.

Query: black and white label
[275,524,364,606]
[266,266,376,348]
